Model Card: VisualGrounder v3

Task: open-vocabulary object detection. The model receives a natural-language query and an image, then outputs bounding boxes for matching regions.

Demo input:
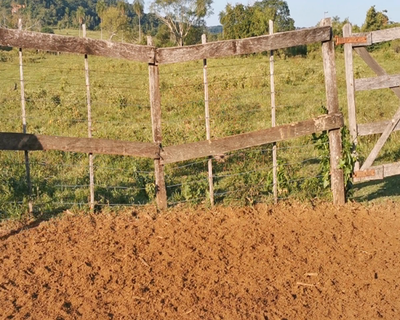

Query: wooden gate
[343,24,400,181]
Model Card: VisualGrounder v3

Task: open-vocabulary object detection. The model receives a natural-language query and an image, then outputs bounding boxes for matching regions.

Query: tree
[133,0,144,43]
[254,0,294,32]
[102,6,128,41]
[96,0,107,39]
[150,0,213,46]
[117,0,128,15]
[331,16,350,37]
[219,0,294,40]
[361,6,389,32]
[219,4,253,39]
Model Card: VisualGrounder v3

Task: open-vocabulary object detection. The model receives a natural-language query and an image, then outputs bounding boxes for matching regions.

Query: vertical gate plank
[343,23,359,171]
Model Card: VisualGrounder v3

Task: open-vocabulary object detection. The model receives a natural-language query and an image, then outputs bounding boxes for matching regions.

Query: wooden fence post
[147,36,167,210]
[18,18,33,213]
[321,18,345,205]
[343,23,360,172]
[83,24,95,211]
[202,34,214,206]
[269,20,278,204]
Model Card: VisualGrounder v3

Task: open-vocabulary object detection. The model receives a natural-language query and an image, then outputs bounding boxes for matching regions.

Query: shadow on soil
[0,208,67,241]
[352,175,400,202]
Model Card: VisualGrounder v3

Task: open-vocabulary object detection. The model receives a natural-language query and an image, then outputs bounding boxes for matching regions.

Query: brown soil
[0,201,399,319]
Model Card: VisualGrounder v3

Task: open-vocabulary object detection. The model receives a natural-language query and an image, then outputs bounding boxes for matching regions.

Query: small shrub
[41,26,55,34]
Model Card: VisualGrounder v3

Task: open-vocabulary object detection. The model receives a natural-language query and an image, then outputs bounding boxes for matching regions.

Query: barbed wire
[53,184,148,191]
[14,55,150,77]
[214,174,324,198]
[0,47,340,216]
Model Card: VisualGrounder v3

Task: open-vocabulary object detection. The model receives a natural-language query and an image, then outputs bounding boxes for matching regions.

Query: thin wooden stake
[18,19,32,213]
[202,34,214,206]
[147,36,167,210]
[321,18,345,205]
[83,24,95,211]
[269,20,278,204]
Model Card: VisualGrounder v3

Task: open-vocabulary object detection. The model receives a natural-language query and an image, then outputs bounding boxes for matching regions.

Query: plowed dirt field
[1,201,399,319]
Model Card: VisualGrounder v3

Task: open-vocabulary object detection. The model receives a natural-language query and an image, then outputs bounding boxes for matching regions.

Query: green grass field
[1,36,400,219]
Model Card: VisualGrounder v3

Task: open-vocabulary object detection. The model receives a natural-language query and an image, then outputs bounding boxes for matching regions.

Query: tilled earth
[0,201,399,319]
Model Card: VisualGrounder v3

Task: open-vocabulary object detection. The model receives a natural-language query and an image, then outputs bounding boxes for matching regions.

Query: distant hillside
[208,25,223,35]
[0,0,159,32]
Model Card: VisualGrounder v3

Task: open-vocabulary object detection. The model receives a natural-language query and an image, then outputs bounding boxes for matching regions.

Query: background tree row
[0,1,399,48]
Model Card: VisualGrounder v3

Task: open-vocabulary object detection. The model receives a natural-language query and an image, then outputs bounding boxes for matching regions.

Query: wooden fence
[0,18,345,209]
[343,24,400,182]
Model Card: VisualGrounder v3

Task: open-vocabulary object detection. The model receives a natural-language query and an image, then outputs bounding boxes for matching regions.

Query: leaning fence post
[202,34,214,206]
[147,36,167,210]
[18,18,33,213]
[320,18,346,205]
[83,24,95,211]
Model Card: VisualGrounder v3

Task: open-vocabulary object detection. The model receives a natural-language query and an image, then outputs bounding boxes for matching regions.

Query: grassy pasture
[1,42,400,219]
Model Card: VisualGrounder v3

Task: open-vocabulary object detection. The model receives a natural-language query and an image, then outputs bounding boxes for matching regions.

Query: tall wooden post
[269,20,278,204]
[321,18,345,205]
[18,19,33,213]
[147,36,167,210]
[202,34,214,206]
[83,24,95,211]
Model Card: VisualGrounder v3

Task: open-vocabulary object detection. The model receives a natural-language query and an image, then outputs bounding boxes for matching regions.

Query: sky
[205,0,400,27]
[140,1,400,28]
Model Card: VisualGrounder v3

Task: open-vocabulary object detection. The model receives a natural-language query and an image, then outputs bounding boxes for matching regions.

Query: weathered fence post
[147,36,167,210]
[321,18,346,205]
[18,19,33,213]
[343,23,359,172]
[83,24,95,211]
[202,34,214,206]
[269,20,278,204]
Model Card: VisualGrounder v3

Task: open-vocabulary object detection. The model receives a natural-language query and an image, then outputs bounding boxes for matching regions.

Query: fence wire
[1,46,334,219]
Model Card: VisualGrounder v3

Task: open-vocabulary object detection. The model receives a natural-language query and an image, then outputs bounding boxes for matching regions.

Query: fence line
[0,137,329,213]
[0,19,345,215]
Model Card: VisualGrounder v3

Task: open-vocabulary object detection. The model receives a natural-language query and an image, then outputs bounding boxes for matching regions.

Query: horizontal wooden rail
[161,113,343,164]
[0,28,156,63]
[355,73,400,91]
[0,133,160,158]
[0,26,331,65]
[352,27,400,47]
[358,120,400,136]
[157,26,331,64]
[354,161,400,182]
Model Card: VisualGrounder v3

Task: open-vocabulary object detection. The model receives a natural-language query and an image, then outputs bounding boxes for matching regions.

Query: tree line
[0,1,398,49]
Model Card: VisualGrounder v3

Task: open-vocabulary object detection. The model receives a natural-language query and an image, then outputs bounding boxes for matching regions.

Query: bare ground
[1,201,399,319]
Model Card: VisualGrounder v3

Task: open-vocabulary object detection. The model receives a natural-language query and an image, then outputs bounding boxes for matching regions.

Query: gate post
[147,37,167,210]
[320,18,346,205]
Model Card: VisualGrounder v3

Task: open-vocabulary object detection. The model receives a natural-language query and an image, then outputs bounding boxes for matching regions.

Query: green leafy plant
[312,106,357,199]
